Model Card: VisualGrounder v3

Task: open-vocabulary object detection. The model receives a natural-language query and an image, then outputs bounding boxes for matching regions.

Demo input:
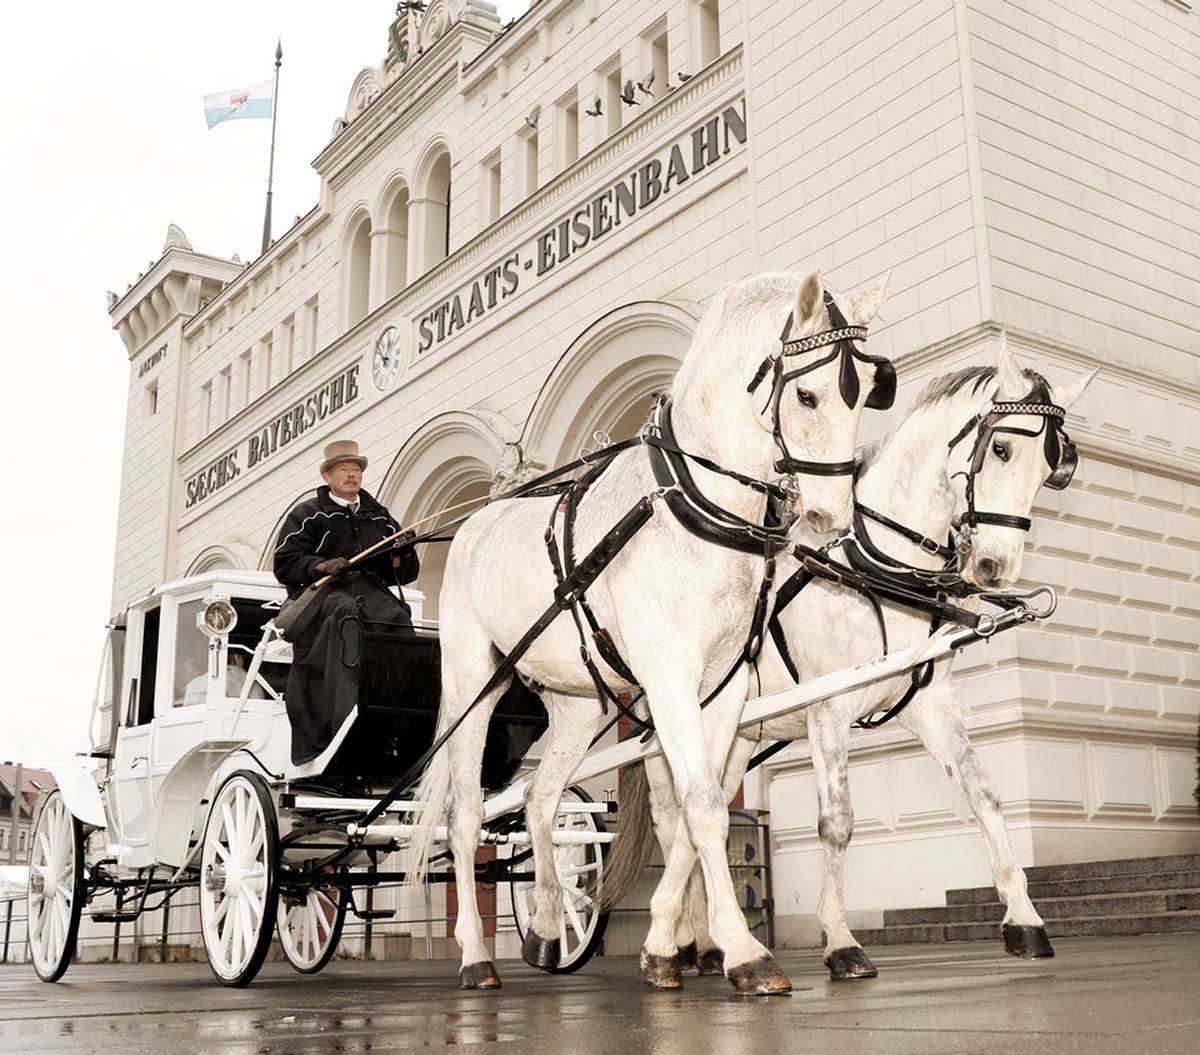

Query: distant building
[1,765,56,864]
[103,0,1199,950]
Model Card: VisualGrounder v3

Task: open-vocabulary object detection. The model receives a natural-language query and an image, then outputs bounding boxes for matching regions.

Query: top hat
[320,439,368,474]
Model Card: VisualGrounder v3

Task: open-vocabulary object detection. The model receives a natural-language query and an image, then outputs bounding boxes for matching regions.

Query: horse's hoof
[1003,924,1055,959]
[521,931,561,971]
[825,946,878,981]
[459,961,502,989]
[727,955,793,995]
[638,947,683,989]
[696,948,725,976]
[677,942,698,971]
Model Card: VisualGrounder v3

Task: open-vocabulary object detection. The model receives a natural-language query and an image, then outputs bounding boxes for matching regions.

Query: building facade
[106,0,1199,949]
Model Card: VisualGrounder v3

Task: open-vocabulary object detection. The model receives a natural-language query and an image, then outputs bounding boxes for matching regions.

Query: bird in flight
[584,96,603,117]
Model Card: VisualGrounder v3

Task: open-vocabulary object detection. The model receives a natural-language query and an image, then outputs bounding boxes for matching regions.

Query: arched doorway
[522,301,698,468]
[376,411,511,622]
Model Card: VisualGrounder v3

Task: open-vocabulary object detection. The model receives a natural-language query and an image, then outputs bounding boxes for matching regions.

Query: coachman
[273,439,420,763]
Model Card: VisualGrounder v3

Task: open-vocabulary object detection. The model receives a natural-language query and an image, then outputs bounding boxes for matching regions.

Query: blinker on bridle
[748,291,896,478]
[947,387,1078,538]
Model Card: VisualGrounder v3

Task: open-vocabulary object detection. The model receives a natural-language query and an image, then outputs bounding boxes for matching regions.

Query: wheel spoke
[237,894,255,964]
[211,893,231,929]
[244,886,263,922]
[559,861,600,878]
[221,802,238,857]
[244,823,265,865]
[207,833,230,862]
[559,912,568,950]
[563,892,587,944]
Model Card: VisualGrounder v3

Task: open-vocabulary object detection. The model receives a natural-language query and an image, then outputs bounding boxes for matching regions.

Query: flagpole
[261,39,282,256]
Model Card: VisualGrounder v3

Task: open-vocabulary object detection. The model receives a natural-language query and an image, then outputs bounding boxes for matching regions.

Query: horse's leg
[683,732,759,976]
[520,692,602,970]
[898,681,1053,958]
[641,753,694,981]
[640,674,791,994]
[441,613,508,989]
[809,698,878,981]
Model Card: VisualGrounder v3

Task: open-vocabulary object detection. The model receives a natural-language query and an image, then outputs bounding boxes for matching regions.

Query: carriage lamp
[198,595,238,637]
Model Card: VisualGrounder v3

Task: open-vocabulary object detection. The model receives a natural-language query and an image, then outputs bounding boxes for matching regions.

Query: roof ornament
[163,223,193,253]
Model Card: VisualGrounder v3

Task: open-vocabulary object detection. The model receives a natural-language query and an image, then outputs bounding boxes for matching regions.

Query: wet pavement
[1,935,1197,1053]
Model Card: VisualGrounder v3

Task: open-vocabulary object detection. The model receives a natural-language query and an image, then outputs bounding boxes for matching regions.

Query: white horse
[403,271,892,993]
[604,340,1098,985]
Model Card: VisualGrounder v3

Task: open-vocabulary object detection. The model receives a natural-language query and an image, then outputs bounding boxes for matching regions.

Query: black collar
[646,398,793,556]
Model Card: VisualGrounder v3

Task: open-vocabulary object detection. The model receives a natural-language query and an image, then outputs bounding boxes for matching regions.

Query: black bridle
[947,377,1077,544]
[747,291,896,478]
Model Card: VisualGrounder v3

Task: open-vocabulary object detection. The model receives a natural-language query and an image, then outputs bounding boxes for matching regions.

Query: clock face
[372,326,403,391]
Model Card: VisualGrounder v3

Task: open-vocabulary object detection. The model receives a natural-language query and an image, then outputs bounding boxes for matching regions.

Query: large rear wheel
[27,791,85,983]
[277,883,347,974]
[510,785,609,973]
[199,771,279,987]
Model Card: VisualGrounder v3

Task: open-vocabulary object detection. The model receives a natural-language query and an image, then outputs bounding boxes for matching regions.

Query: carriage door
[149,597,212,774]
[109,603,162,856]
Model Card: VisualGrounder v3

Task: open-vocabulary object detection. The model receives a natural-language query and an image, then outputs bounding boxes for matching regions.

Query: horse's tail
[597,761,658,910]
[401,703,452,887]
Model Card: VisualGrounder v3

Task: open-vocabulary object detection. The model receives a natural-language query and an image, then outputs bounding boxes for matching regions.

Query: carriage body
[25,571,609,986]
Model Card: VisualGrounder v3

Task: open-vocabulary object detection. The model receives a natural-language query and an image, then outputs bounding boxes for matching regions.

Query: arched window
[413,146,452,276]
[382,183,410,300]
[345,213,372,327]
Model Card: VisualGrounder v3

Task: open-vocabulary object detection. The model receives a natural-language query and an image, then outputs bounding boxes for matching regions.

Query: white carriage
[27,571,611,986]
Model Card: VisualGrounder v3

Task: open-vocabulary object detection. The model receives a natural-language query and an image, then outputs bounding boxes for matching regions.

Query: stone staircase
[854,852,1200,946]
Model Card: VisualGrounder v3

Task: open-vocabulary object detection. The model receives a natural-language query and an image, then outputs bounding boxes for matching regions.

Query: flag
[203,79,274,129]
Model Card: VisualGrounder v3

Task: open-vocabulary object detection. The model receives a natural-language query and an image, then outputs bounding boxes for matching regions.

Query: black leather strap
[856,504,955,561]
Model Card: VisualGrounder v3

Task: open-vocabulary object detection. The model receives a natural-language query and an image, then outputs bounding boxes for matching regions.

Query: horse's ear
[1052,366,1100,410]
[995,329,1025,398]
[793,272,824,333]
[848,269,892,326]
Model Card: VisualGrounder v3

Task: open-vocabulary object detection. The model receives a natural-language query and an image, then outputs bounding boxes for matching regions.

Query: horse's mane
[911,364,1052,411]
[856,364,1053,471]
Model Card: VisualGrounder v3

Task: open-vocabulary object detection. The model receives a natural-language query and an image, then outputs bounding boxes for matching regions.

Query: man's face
[322,461,363,500]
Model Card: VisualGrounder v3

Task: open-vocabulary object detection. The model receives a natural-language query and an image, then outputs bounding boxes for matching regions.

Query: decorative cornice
[312,21,488,183]
[180,206,324,338]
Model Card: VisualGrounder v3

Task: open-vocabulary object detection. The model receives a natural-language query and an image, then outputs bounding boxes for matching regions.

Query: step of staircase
[1019,852,1200,884]
[885,889,1200,926]
[948,868,1200,904]
[855,911,1200,947]
[854,852,1200,947]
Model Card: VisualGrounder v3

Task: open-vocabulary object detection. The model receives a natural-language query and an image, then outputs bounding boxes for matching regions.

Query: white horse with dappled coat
[601,339,1098,984]
[403,270,892,994]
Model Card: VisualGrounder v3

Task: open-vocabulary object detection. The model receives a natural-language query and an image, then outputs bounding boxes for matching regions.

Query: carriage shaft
[351,824,615,847]
[480,616,1022,820]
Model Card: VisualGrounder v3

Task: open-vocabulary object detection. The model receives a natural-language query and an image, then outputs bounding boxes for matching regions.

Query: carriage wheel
[199,771,279,987]
[510,785,609,973]
[27,790,85,983]
[277,883,347,974]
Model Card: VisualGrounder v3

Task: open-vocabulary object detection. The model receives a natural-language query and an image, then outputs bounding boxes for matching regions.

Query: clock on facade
[372,325,403,391]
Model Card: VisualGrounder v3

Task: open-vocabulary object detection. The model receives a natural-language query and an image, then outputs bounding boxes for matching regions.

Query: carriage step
[350,908,396,921]
[90,912,140,923]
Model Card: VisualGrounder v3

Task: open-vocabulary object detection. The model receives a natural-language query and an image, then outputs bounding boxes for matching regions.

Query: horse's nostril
[976,556,1000,583]
[805,509,832,534]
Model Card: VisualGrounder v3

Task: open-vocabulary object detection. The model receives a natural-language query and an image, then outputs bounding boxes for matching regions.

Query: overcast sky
[0,1,531,768]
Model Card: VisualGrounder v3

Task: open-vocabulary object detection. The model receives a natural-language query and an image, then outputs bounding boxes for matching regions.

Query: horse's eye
[796,389,818,409]
[992,441,1010,462]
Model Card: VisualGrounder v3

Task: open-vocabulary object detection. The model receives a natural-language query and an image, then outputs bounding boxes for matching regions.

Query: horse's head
[679,271,893,535]
[953,335,1098,587]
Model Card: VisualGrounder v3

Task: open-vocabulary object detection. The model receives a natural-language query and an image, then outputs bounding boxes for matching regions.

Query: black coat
[272,485,420,600]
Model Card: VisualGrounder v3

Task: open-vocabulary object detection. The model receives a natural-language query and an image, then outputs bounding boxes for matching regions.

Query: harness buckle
[920,536,941,555]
